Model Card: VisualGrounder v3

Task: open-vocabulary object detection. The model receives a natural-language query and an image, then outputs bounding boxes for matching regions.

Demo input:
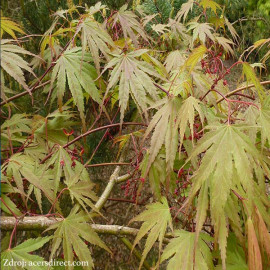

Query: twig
[232,17,269,26]
[153,83,171,96]
[86,162,131,167]
[107,198,145,205]
[216,80,270,104]
[40,122,147,164]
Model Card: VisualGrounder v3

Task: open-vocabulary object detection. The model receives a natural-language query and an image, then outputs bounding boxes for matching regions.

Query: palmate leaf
[104,49,163,124]
[216,234,248,270]
[164,70,193,98]
[140,148,177,199]
[214,36,235,55]
[46,205,110,270]
[242,62,266,102]
[45,146,98,212]
[130,197,173,269]
[185,45,208,72]
[1,39,35,93]
[224,17,239,41]
[175,0,194,22]
[185,125,269,269]
[160,230,214,270]
[188,22,215,45]
[33,107,76,146]
[0,16,25,39]
[1,114,32,148]
[1,237,52,270]
[1,183,22,216]
[199,0,221,14]
[111,5,149,47]
[168,19,190,42]
[144,96,204,173]
[258,95,270,147]
[79,17,116,71]
[165,50,187,73]
[50,47,101,127]
[3,153,55,203]
[247,218,262,270]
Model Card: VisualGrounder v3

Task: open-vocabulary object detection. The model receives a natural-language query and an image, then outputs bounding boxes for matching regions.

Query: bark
[0,216,172,243]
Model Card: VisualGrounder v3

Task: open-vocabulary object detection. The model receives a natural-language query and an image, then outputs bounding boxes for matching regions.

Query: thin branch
[108,198,145,205]
[232,17,269,26]
[231,93,255,100]
[86,162,131,167]
[40,122,147,164]
[153,83,171,96]
[1,81,51,107]
[216,80,270,104]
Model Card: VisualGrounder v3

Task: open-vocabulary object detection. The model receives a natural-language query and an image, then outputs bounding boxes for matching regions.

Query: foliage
[1,0,270,269]
[46,205,109,269]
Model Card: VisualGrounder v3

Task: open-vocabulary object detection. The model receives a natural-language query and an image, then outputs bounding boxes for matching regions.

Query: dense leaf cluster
[1,1,270,269]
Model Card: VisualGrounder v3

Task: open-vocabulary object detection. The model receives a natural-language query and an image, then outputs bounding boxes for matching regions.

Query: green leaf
[45,146,97,210]
[1,193,22,216]
[216,234,248,270]
[247,218,262,270]
[1,16,25,39]
[145,96,204,173]
[47,205,110,270]
[67,178,98,213]
[1,114,32,148]
[130,197,173,269]
[50,47,101,127]
[140,148,177,199]
[104,50,163,124]
[177,96,204,148]
[242,62,266,102]
[185,125,269,268]
[1,237,52,270]
[3,153,55,203]
[79,18,116,71]
[188,22,215,45]
[224,17,239,41]
[34,107,76,146]
[160,230,214,270]
[214,36,235,55]
[176,0,194,22]
[258,96,270,148]
[111,5,148,47]
[185,45,208,72]
[165,50,187,73]
[199,0,221,14]
[1,39,35,93]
